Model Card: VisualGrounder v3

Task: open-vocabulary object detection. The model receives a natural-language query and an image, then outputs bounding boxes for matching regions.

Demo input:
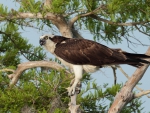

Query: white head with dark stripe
[40,34,55,45]
[39,34,56,53]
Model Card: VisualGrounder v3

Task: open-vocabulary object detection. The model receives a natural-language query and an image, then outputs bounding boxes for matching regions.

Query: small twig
[135,25,150,37]
[126,34,150,47]
[124,36,137,53]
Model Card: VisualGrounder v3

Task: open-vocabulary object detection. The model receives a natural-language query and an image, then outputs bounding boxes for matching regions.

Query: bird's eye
[44,36,48,40]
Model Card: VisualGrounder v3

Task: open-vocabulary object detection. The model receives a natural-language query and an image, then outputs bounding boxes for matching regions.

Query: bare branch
[68,94,81,113]
[0,12,56,21]
[0,12,73,37]
[135,25,150,37]
[108,47,150,113]
[134,90,150,98]
[117,65,150,98]
[0,68,15,73]
[8,61,71,86]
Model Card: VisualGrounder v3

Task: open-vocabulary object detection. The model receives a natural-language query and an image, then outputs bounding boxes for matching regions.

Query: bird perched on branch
[39,34,150,96]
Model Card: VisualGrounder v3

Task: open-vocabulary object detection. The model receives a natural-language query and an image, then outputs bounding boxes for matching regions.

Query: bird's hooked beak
[39,39,46,46]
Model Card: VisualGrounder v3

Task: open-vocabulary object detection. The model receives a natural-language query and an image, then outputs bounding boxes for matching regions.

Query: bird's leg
[70,79,82,94]
[67,65,83,96]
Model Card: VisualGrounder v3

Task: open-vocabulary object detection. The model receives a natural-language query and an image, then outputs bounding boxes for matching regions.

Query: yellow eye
[44,36,48,40]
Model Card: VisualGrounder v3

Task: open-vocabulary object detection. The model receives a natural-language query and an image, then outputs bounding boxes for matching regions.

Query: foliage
[0,70,69,112]
[0,71,144,112]
[1,0,150,43]
[0,0,150,112]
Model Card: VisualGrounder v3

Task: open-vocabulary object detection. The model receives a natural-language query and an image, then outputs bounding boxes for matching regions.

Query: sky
[1,0,150,112]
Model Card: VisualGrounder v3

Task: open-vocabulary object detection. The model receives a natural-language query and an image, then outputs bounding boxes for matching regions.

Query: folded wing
[54,39,128,65]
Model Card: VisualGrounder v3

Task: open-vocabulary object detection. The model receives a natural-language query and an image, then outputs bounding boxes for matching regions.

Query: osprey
[39,34,150,96]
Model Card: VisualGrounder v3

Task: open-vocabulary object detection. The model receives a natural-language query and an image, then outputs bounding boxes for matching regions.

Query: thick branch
[0,12,73,37]
[108,47,150,113]
[117,65,150,98]
[8,61,70,86]
[68,94,81,113]
[0,12,51,20]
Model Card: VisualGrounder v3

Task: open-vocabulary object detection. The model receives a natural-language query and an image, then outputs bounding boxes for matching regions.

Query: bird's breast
[44,41,56,54]
[56,56,73,69]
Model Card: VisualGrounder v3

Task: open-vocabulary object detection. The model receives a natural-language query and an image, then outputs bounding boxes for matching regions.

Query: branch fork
[109,47,150,113]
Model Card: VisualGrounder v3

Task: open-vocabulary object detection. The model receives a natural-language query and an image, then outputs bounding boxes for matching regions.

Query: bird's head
[39,34,55,46]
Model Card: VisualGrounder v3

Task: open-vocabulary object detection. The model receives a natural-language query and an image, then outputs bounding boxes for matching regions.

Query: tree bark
[8,61,71,86]
[108,47,150,113]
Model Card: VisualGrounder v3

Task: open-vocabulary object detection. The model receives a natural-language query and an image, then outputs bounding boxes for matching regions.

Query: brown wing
[54,38,127,66]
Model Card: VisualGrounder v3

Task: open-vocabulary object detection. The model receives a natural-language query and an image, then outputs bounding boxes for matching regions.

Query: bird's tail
[124,52,150,67]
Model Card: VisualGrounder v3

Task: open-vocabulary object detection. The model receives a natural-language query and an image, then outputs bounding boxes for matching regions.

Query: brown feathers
[52,36,150,67]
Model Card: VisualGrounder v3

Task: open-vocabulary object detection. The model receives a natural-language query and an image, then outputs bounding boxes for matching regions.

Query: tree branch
[134,90,150,98]
[43,0,52,7]
[117,65,150,98]
[69,4,106,27]
[0,68,15,73]
[8,61,71,87]
[0,12,73,37]
[69,6,149,28]
[68,94,81,113]
[90,15,149,26]
[108,47,150,113]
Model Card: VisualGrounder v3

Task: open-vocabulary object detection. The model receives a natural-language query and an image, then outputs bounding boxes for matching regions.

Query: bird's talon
[67,87,76,96]
[67,82,82,96]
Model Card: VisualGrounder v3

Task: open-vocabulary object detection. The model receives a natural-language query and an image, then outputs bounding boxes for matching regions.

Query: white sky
[1,0,150,112]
